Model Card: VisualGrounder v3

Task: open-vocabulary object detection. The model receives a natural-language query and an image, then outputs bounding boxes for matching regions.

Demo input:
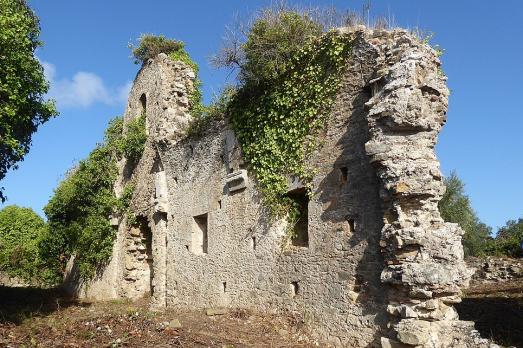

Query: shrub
[213,7,323,86]
[487,219,523,257]
[130,35,184,65]
[185,85,237,137]
[240,9,322,84]
[0,205,47,282]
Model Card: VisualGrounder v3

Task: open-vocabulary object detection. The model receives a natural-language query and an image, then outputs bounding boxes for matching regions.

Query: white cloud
[116,81,133,104]
[42,61,131,108]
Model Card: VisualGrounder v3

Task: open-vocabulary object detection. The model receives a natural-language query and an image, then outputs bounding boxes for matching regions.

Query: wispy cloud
[42,61,131,108]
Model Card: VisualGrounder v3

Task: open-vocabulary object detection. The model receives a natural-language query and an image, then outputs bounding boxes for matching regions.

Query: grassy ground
[0,286,314,347]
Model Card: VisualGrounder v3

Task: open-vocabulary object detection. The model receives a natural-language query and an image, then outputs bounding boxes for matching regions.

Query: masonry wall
[65,28,488,348]
[159,100,386,346]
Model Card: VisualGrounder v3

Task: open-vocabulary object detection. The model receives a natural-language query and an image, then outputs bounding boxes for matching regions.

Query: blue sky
[1,0,522,230]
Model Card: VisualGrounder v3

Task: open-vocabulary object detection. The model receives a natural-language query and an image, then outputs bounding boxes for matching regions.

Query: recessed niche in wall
[191,213,208,255]
[136,216,154,296]
[286,187,309,247]
[218,200,222,209]
[347,218,355,234]
[291,281,299,297]
[340,167,348,183]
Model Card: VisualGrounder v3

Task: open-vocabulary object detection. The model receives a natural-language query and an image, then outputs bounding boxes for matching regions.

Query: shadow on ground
[456,297,523,347]
[0,286,81,324]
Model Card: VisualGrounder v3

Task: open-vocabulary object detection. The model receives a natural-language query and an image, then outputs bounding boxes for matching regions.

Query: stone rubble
[468,257,523,283]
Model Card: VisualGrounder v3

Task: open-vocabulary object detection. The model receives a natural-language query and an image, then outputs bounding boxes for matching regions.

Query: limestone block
[109,215,119,227]
[206,308,227,316]
[381,337,410,348]
[225,169,248,192]
[396,319,431,346]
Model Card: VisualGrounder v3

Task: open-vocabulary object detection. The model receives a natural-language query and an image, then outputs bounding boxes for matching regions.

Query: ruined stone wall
[468,257,523,283]
[66,28,487,347]
[362,30,478,347]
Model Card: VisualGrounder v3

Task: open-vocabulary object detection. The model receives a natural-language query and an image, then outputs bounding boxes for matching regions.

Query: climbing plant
[118,115,146,164]
[42,116,146,281]
[229,29,353,230]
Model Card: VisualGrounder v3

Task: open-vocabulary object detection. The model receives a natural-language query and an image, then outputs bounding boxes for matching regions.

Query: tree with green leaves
[489,218,523,257]
[0,0,58,201]
[0,205,47,282]
[439,172,492,256]
[212,6,323,86]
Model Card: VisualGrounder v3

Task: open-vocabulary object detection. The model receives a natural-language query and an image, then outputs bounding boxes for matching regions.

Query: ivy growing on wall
[229,30,353,229]
[42,116,146,282]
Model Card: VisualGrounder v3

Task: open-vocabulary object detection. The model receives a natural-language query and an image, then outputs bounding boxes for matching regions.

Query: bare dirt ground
[456,280,523,348]
[0,287,315,347]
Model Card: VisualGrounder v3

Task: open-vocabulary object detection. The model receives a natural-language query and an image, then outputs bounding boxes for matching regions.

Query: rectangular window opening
[252,236,256,250]
[222,281,227,293]
[191,213,208,255]
[287,188,309,247]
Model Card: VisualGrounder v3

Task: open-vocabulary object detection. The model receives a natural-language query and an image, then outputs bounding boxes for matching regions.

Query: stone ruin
[64,28,494,347]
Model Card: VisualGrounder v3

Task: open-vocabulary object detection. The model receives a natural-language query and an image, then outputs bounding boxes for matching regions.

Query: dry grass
[0,286,315,347]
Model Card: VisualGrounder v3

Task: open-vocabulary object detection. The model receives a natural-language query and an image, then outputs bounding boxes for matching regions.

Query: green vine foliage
[229,31,352,224]
[118,115,146,164]
[42,116,145,282]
